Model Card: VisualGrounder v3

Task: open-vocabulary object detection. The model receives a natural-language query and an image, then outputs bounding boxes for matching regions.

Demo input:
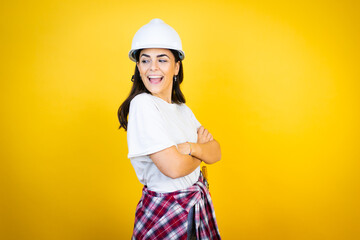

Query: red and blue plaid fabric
[132,174,221,239]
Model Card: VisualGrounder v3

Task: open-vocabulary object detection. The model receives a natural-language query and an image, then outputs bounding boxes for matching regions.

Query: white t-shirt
[127,92,202,193]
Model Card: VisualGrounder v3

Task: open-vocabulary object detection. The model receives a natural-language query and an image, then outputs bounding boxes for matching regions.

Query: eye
[159,59,167,63]
[141,59,149,63]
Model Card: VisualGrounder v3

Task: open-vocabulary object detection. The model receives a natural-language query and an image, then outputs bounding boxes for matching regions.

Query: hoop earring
[131,75,134,82]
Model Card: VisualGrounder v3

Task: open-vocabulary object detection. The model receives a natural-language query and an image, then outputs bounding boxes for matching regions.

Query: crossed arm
[149,126,221,179]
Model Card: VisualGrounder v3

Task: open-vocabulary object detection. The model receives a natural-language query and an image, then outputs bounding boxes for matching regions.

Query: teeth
[148,76,162,78]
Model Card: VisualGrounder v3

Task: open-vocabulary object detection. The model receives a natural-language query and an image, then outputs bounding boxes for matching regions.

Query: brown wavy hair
[117,49,185,131]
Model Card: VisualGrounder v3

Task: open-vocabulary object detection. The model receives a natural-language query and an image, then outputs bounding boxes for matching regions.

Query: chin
[145,87,160,95]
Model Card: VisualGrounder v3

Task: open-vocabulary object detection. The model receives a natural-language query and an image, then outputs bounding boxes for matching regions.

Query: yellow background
[1,0,359,239]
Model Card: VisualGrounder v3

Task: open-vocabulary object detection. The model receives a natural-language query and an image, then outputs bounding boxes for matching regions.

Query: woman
[118,18,221,240]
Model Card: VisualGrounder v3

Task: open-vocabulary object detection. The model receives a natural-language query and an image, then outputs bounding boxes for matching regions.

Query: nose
[150,60,159,71]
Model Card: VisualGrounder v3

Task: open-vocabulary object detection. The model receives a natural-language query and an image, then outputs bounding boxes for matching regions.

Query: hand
[197,126,213,144]
[176,142,192,155]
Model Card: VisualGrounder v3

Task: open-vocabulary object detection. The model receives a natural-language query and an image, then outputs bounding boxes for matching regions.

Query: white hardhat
[128,18,185,62]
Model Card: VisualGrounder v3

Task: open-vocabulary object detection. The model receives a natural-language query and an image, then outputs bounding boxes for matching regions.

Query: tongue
[150,78,162,84]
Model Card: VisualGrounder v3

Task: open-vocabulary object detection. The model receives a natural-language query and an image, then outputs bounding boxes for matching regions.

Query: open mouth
[148,76,163,84]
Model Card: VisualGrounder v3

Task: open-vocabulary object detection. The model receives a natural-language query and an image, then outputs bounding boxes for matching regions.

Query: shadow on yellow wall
[1,0,359,239]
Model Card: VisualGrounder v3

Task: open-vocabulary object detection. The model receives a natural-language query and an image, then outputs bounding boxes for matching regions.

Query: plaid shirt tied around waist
[132,173,221,240]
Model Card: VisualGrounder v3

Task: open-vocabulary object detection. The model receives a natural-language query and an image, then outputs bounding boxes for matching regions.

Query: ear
[175,61,180,75]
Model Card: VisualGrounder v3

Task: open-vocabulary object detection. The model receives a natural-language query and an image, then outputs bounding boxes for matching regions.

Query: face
[136,48,180,103]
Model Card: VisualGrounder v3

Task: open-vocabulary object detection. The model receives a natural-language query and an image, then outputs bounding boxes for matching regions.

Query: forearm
[173,154,202,178]
[191,139,221,164]
[151,146,201,179]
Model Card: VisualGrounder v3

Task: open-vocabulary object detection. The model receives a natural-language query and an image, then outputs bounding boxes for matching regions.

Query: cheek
[141,76,148,85]
[138,69,147,79]
[137,64,147,73]
[162,66,173,75]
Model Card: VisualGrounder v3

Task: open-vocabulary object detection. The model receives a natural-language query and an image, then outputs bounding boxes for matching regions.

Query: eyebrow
[140,53,170,59]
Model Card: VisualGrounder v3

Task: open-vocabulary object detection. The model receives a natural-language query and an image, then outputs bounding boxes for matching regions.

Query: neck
[152,93,172,104]
[151,87,172,104]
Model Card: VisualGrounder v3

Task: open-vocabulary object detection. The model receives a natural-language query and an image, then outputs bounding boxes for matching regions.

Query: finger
[209,133,213,141]
[202,132,210,142]
[207,131,213,141]
[200,133,208,143]
[203,131,210,142]
[203,129,209,138]
[206,133,212,142]
[197,126,205,135]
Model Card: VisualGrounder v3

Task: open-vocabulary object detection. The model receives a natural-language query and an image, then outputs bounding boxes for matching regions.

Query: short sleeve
[192,112,202,130]
[127,94,176,158]
[184,104,202,130]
